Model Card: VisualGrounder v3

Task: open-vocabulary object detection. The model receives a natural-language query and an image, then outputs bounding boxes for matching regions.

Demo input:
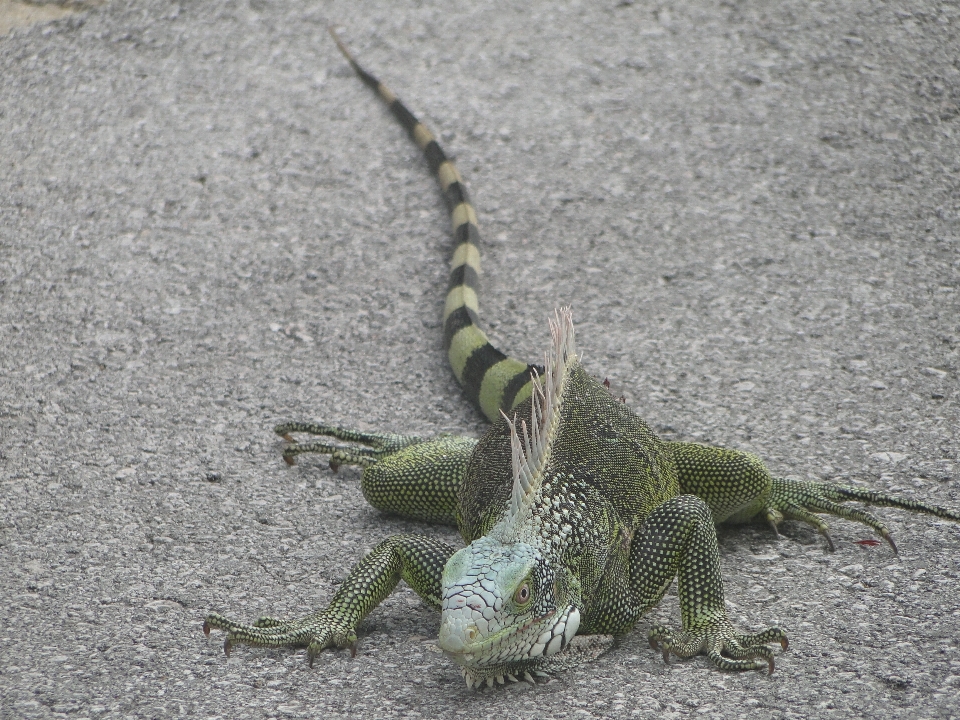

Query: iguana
[203,29,960,688]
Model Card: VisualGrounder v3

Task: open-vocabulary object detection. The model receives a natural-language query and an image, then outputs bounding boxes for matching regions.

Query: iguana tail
[330,28,541,423]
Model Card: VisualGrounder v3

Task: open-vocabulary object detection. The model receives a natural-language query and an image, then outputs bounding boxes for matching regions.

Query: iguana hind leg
[668,442,772,524]
[204,534,456,664]
[276,422,476,525]
[669,441,959,552]
[629,494,787,673]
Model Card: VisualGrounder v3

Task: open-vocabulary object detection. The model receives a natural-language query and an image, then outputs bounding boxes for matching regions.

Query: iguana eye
[513,580,531,605]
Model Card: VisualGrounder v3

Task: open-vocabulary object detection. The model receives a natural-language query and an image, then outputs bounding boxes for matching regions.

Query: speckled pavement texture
[1,1,959,718]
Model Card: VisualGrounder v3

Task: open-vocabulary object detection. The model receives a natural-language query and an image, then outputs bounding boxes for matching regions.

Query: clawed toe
[763,477,953,554]
[274,422,423,469]
[649,622,787,674]
[202,608,357,666]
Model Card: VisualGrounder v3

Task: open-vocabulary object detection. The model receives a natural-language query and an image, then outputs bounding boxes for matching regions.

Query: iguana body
[203,30,960,687]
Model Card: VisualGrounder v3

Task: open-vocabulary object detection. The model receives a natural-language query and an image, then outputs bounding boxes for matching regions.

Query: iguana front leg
[276,422,476,525]
[629,495,788,673]
[669,441,960,552]
[204,534,456,664]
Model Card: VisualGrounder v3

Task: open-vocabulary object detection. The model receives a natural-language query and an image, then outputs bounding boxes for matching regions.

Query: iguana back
[458,362,679,544]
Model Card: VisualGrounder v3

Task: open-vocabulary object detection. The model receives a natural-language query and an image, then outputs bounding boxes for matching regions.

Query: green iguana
[203,29,960,688]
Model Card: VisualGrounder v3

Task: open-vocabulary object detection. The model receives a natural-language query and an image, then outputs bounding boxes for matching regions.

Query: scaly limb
[649,622,787,675]
[630,495,787,673]
[274,422,423,469]
[765,477,960,554]
[204,533,456,665]
[669,441,960,553]
[275,421,476,525]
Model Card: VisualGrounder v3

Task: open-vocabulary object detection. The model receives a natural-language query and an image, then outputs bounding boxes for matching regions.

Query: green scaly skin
[203,31,960,685]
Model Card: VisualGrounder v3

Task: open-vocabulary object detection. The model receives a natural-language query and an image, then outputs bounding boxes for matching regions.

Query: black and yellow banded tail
[330,28,541,423]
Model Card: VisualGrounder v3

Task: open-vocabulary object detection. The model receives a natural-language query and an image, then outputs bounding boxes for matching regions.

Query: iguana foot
[274,422,422,469]
[203,610,358,665]
[648,620,787,674]
[765,477,960,554]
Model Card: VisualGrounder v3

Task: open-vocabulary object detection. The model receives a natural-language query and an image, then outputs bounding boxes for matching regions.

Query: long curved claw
[777,501,836,551]
[880,529,897,554]
[765,507,784,538]
[648,634,670,664]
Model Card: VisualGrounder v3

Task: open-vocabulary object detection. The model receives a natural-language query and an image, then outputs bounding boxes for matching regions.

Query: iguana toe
[203,610,357,665]
[764,477,960,553]
[649,621,787,674]
[275,422,424,469]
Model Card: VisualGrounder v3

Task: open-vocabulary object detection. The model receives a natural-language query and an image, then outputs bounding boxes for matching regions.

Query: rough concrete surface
[2,1,959,718]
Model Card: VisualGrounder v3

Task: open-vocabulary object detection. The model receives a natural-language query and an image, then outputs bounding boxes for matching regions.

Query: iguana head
[437,536,581,687]
[437,308,610,688]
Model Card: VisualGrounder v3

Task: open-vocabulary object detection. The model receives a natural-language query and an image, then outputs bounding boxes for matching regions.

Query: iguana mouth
[453,627,615,690]
[439,604,580,682]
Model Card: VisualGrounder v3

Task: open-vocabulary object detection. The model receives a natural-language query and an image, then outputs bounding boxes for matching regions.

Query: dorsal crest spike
[500,307,578,534]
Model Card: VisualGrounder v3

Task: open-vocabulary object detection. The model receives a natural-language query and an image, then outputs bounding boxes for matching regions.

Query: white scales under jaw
[438,604,617,690]
[455,633,617,690]
[460,666,548,690]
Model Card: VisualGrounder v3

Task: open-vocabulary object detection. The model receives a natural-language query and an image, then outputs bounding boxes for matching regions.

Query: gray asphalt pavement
[2,1,959,718]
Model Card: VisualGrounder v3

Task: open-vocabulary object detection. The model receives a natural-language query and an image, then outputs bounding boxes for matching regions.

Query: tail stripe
[443,306,477,351]
[451,203,478,229]
[331,27,541,421]
[423,142,447,174]
[444,184,467,206]
[377,84,397,104]
[448,325,489,380]
[451,226,482,264]
[444,286,480,324]
[413,123,434,149]
[437,161,462,190]
[477,358,535,422]
[462,344,511,407]
[448,264,480,292]
[499,368,536,413]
